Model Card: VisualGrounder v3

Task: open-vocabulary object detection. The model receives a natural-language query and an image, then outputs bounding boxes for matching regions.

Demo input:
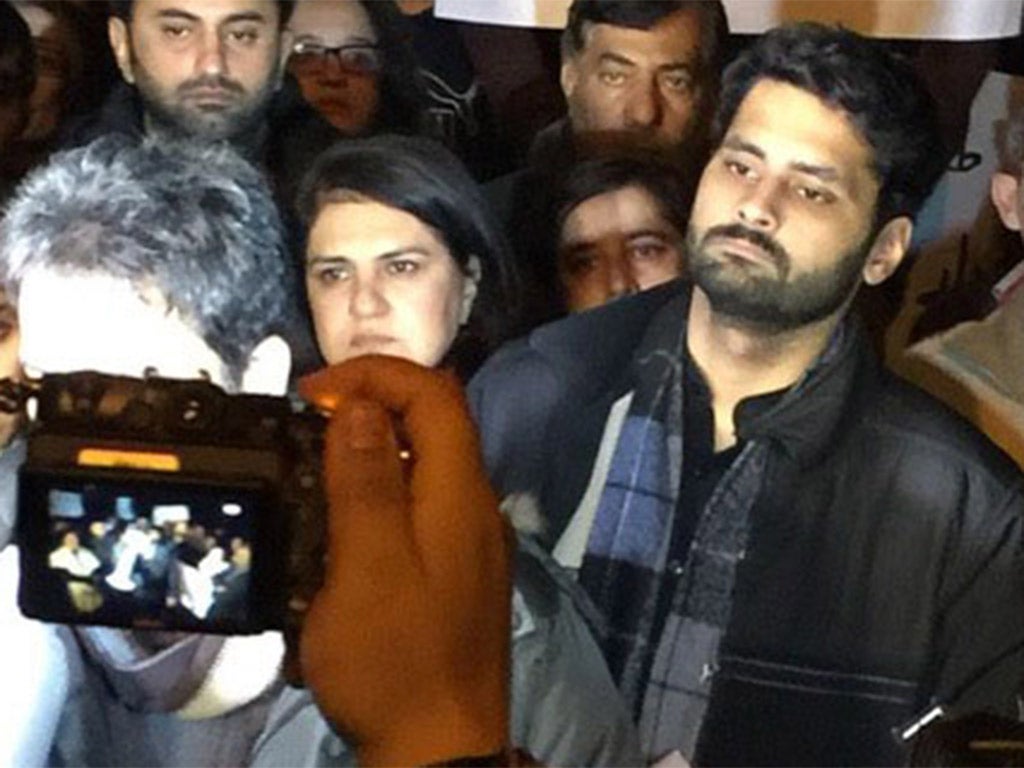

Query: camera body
[15,371,325,635]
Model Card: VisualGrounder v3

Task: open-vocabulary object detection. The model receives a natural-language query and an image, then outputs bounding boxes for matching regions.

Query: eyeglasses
[288,41,383,77]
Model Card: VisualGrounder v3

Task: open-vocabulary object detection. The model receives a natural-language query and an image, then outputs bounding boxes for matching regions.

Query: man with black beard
[471,23,1024,767]
[64,0,337,212]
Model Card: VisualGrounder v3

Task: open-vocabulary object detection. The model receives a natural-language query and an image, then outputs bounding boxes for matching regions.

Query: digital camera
[6,371,326,636]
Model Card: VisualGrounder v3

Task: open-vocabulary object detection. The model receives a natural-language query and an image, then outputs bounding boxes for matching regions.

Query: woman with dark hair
[286,0,427,136]
[298,134,518,379]
[293,136,641,767]
[527,153,694,320]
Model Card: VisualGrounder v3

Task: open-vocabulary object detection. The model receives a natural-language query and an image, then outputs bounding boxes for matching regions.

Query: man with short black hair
[473,22,1024,766]
[542,0,728,165]
[66,0,335,211]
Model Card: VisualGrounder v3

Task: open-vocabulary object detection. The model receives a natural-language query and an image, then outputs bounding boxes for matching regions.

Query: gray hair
[0,136,298,385]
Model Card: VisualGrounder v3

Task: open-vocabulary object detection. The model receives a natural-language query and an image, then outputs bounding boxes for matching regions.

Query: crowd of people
[0,0,1023,766]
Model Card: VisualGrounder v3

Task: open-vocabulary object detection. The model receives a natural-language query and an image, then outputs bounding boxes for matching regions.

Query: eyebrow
[293,32,377,45]
[721,136,841,183]
[625,228,674,241]
[560,228,671,252]
[306,248,432,266]
[559,241,597,258]
[155,8,269,25]
[598,52,637,68]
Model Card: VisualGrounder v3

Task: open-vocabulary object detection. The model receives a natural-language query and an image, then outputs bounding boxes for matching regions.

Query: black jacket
[61,78,339,219]
[470,280,1024,765]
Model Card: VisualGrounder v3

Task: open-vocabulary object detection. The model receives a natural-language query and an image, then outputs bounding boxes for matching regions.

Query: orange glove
[297,355,513,767]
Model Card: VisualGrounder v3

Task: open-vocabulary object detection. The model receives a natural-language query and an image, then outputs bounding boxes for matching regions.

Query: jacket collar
[736,318,871,467]
[82,77,333,165]
[527,279,873,468]
[527,280,689,405]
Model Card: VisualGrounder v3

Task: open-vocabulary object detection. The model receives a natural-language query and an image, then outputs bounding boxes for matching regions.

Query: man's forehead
[18,268,168,315]
[131,0,281,26]
[16,268,225,383]
[723,79,878,193]
[579,9,703,63]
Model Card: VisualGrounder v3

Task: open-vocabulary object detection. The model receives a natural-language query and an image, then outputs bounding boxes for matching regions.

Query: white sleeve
[0,545,69,767]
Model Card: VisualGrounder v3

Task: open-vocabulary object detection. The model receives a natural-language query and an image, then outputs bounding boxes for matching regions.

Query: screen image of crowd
[43,483,254,628]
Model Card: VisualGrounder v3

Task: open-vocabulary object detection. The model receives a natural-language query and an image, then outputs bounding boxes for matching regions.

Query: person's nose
[319,52,350,85]
[196,29,228,77]
[736,178,782,231]
[348,275,388,318]
[624,79,662,129]
[604,249,640,301]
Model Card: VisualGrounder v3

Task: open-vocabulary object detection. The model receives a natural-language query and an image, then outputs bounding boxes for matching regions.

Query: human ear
[459,256,481,326]
[991,172,1023,232]
[560,58,580,100]
[241,335,292,396]
[108,17,135,85]
[862,217,912,286]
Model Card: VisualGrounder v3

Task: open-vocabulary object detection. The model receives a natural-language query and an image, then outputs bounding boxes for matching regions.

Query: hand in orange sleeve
[296,355,513,767]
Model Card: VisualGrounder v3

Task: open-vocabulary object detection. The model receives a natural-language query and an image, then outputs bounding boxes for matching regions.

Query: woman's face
[557,184,685,313]
[287,0,382,134]
[305,200,476,368]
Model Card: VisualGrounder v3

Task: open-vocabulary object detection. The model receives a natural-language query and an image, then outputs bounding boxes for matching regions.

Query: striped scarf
[578,293,768,759]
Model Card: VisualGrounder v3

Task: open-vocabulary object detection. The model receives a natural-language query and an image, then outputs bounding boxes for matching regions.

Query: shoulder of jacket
[510,534,606,643]
[857,369,1024,490]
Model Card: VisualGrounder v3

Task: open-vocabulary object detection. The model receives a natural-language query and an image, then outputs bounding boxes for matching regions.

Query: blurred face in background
[557,184,685,312]
[12,2,75,146]
[0,290,21,447]
[287,0,381,134]
[561,8,706,153]
[305,199,478,368]
[108,0,288,142]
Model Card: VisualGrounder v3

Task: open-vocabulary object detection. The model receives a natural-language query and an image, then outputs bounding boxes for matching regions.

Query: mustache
[178,75,245,97]
[701,223,789,268]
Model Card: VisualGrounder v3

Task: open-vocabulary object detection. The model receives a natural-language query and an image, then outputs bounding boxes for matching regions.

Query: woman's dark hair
[298,134,520,379]
[715,22,945,228]
[357,0,428,135]
[523,152,695,323]
[0,1,35,100]
[553,155,695,247]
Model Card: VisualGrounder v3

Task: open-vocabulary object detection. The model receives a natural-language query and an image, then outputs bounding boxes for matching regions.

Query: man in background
[65,0,336,211]
[535,0,728,168]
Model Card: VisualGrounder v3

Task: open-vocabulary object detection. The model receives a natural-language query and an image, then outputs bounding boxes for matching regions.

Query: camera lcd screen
[18,468,277,634]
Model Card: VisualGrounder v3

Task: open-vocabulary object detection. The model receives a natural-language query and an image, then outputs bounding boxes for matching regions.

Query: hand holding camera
[8,355,515,766]
[296,355,513,767]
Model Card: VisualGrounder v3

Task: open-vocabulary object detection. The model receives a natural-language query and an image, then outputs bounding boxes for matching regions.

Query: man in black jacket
[65,0,336,215]
[471,23,1024,766]
[64,0,338,372]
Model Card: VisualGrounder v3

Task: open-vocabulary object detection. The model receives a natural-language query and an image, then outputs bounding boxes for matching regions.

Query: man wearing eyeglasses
[64,0,338,213]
